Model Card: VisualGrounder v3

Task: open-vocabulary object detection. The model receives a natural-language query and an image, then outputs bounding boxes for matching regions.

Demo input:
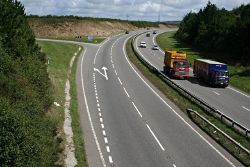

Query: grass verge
[43,36,106,44]
[126,37,250,166]
[156,31,250,94]
[37,41,87,166]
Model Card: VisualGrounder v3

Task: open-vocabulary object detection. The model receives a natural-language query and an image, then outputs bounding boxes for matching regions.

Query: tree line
[176,2,250,65]
[0,0,58,166]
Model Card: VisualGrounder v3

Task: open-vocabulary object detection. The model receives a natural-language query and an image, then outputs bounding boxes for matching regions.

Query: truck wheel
[163,66,168,75]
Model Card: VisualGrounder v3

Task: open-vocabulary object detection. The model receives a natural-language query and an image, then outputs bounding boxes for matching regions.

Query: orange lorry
[163,50,190,79]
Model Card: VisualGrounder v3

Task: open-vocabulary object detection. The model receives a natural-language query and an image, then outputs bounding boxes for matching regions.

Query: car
[146,33,150,37]
[125,31,129,34]
[153,31,157,34]
[140,42,147,48]
[152,44,159,50]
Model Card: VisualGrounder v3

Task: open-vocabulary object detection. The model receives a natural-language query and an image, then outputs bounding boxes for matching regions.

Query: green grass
[127,37,250,166]
[156,31,250,94]
[37,41,87,167]
[69,51,88,167]
[44,36,106,44]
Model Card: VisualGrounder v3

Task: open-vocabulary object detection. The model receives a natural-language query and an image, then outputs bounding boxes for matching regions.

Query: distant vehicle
[193,59,229,87]
[152,45,159,50]
[140,41,147,48]
[146,33,150,37]
[153,31,157,34]
[125,31,129,34]
[163,50,190,79]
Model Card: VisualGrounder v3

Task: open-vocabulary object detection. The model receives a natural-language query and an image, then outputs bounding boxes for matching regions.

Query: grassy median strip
[156,31,250,93]
[126,37,250,166]
[37,41,87,167]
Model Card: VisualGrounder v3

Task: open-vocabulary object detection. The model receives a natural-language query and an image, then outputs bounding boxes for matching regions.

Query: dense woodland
[176,2,250,65]
[0,0,58,166]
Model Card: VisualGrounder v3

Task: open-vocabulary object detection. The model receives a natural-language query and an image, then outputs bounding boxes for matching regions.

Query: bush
[0,0,57,166]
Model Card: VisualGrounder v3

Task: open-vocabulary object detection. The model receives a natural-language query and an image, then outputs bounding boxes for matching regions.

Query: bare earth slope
[29,19,137,37]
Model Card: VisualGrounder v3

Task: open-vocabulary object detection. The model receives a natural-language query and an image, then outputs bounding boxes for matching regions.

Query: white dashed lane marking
[213,91,220,96]
[106,146,110,153]
[101,124,105,129]
[93,72,114,165]
[242,106,250,112]
[123,87,130,98]
[146,124,165,151]
[132,102,143,117]
[109,156,113,164]
[104,137,108,144]
[118,77,123,85]
[102,130,106,136]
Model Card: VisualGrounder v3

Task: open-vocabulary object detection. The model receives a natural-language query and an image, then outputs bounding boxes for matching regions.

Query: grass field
[37,41,87,167]
[127,37,250,166]
[156,32,250,93]
[44,36,106,44]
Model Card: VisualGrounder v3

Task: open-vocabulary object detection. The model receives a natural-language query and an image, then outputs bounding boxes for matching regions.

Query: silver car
[152,44,159,50]
[140,42,147,48]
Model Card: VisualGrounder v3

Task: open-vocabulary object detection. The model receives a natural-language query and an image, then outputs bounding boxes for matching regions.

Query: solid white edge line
[242,106,250,112]
[146,124,165,151]
[115,70,118,75]
[80,48,106,167]
[123,87,130,98]
[228,87,250,98]
[123,36,236,167]
[132,102,143,117]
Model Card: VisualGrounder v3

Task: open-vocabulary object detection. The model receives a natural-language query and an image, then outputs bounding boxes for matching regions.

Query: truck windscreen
[175,62,189,68]
[216,71,229,77]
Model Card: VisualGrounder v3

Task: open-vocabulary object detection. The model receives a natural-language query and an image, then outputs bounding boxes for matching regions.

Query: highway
[73,31,243,167]
[135,30,250,130]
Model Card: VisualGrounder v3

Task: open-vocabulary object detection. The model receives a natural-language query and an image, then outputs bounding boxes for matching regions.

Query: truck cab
[170,60,190,79]
[210,70,229,87]
[163,50,190,79]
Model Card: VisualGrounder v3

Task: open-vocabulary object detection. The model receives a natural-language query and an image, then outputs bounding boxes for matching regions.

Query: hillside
[27,16,174,38]
[28,18,136,37]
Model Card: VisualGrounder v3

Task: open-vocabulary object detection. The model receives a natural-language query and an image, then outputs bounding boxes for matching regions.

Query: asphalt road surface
[75,32,243,167]
[38,31,244,167]
[135,30,250,130]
